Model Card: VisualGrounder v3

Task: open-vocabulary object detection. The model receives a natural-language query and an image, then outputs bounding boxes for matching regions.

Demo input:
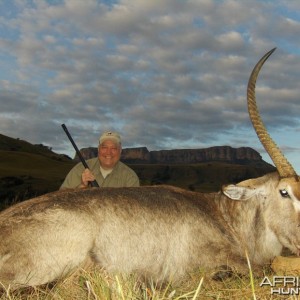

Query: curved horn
[247,48,297,178]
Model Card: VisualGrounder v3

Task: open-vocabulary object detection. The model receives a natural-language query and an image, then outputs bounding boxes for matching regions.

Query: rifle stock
[61,124,99,187]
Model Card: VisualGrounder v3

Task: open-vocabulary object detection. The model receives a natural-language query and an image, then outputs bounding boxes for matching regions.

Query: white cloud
[0,0,299,172]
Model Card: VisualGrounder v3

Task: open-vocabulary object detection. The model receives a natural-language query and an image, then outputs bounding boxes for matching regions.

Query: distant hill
[0,134,76,206]
[0,133,276,208]
[0,133,72,160]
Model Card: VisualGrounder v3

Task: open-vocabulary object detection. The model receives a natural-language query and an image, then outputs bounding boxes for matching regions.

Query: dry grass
[0,266,296,300]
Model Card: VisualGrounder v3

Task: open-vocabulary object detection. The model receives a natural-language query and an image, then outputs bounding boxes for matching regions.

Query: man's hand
[80,168,96,187]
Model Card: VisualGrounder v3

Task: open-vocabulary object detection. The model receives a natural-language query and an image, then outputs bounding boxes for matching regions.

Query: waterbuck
[1,48,299,289]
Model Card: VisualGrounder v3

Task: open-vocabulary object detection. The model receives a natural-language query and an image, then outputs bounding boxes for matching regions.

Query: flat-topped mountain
[77,145,267,165]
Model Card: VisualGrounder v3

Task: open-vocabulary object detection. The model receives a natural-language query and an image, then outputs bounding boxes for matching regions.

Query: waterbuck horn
[247,48,297,178]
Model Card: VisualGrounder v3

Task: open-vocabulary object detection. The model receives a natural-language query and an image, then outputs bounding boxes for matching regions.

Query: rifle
[61,124,99,187]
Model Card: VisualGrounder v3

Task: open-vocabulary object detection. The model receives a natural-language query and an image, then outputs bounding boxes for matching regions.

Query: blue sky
[0,0,300,173]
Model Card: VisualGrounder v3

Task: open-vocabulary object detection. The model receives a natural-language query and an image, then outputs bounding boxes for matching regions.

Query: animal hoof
[212,265,233,281]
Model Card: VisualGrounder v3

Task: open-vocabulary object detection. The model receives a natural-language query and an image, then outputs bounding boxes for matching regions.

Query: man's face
[98,140,121,170]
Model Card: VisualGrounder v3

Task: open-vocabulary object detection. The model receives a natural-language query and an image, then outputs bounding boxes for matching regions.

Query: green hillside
[0,133,76,205]
[0,150,76,204]
[0,133,67,157]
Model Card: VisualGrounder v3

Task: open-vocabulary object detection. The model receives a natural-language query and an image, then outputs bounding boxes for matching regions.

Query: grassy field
[0,150,75,208]
[0,265,291,300]
[131,162,275,192]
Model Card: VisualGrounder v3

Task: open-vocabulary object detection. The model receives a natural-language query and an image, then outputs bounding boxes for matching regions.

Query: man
[60,131,140,189]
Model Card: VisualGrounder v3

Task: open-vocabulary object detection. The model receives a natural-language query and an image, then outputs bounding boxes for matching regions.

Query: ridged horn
[247,48,297,178]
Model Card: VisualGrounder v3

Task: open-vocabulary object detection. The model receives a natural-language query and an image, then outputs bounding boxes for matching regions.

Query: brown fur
[1,171,300,289]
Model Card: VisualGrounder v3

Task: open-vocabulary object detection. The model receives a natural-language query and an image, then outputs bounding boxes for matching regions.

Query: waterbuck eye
[280,189,290,198]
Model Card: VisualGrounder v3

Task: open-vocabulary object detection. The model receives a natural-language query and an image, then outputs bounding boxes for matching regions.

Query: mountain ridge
[0,132,271,167]
[77,145,272,166]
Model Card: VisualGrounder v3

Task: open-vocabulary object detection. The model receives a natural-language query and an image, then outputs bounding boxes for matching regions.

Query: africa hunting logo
[260,276,300,295]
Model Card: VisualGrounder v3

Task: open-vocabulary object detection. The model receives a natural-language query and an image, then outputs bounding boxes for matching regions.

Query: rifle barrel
[61,124,99,187]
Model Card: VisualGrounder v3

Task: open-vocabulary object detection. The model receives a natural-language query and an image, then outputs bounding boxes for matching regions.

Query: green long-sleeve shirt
[60,158,140,189]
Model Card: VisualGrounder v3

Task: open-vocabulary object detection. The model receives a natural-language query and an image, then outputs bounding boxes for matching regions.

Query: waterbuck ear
[222,184,257,201]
